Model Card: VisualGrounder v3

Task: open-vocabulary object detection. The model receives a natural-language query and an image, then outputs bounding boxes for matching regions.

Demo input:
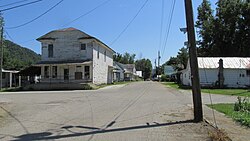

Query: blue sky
[1,0,216,65]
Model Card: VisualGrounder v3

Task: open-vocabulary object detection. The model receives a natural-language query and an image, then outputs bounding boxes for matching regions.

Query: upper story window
[80,43,86,50]
[48,44,53,58]
[104,50,106,62]
[97,46,100,59]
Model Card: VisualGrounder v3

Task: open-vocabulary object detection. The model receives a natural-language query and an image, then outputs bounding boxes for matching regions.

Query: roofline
[36,27,116,53]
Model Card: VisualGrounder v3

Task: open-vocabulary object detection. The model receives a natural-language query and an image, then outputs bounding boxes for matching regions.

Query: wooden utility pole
[0,27,3,90]
[184,0,203,122]
[158,51,161,81]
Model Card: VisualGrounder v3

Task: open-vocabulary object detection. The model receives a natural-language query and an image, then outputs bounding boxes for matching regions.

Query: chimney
[218,59,224,88]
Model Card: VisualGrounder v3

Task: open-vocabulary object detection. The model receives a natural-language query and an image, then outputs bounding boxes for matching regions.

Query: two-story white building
[35,27,115,85]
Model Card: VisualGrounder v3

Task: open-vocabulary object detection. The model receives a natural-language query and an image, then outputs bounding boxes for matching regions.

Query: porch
[36,60,93,84]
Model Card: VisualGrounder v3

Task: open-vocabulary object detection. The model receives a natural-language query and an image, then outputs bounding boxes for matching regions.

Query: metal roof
[197,57,250,69]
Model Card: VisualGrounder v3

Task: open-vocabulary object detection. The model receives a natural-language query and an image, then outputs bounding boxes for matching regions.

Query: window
[75,72,82,80]
[84,66,90,79]
[52,66,57,78]
[80,43,86,50]
[247,70,250,76]
[48,44,53,58]
[97,46,100,59]
[44,66,49,78]
[75,66,82,80]
[104,50,106,62]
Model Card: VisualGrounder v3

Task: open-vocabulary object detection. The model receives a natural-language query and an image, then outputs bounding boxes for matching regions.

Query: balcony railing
[39,75,92,83]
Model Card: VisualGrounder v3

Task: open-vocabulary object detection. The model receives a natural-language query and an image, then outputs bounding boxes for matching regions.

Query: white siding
[224,69,250,87]
[40,30,93,61]
[199,69,218,85]
[92,42,113,84]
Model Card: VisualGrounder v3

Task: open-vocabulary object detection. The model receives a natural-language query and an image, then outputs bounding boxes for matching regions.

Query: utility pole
[0,27,3,90]
[158,51,161,81]
[154,59,157,79]
[184,0,203,122]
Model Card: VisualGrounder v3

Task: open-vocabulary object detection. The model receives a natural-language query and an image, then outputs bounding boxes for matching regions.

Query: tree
[113,52,136,64]
[196,0,250,57]
[135,59,152,80]
[176,47,188,69]
[163,47,188,71]
[0,12,3,30]
[213,0,242,56]
[196,0,214,56]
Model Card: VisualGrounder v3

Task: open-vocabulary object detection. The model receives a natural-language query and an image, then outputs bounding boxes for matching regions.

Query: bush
[233,96,250,127]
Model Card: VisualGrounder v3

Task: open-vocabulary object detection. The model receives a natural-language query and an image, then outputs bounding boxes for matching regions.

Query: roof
[37,27,115,53]
[35,59,92,65]
[1,69,19,73]
[197,57,250,69]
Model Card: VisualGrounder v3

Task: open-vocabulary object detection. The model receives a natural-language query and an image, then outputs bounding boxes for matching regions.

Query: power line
[6,0,64,29]
[4,30,15,41]
[0,0,42,12]
[158,0,165,52]
[161,0,176,59]
[62,0,112,27]
[110,0,149,46]
[5,0,114,46]
[0,0,32,8]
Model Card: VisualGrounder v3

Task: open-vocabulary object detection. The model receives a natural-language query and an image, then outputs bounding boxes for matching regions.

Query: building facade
[181,57,250,88]
[36,28,115,85]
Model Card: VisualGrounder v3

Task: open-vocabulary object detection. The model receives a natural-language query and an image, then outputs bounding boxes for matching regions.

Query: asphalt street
[0,81,235,141]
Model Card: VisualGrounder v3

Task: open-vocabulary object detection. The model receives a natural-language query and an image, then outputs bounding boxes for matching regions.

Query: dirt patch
[0,104,9,127]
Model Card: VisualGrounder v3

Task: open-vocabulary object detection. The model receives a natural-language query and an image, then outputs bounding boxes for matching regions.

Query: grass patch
[162,82,250,97]
[201,89,250,97]
[0,87,21,92]
[162,82,180,89]
[207,103,250,127]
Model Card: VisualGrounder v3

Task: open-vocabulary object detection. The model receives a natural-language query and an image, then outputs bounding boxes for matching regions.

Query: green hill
[2,40,41,70]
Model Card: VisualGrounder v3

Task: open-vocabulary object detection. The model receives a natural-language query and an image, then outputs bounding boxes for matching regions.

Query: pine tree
[196,0,214,56]
[214,0,242,56]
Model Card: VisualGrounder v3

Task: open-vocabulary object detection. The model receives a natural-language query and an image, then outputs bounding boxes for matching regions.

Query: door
[64,69,69,80]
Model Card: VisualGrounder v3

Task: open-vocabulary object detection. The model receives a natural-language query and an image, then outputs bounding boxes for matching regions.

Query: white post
[19,75,21,87]
[9,72,12,88]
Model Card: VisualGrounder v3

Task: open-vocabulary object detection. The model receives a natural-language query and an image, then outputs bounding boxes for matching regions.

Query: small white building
[181,57,250,88]
[1,69,19,88]
[113,62,137,81]
[113,62,125,82]
[136,71,142,78]
[35,27,115,85]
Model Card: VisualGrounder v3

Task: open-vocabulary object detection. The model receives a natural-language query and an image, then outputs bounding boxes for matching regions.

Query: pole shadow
[12,119,194,141]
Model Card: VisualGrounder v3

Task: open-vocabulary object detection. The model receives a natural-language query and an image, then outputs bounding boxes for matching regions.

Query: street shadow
[12,120,194,141]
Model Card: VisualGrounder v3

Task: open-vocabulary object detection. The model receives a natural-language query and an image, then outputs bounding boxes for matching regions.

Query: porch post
[19,75,21,87]
[9,72,12,88]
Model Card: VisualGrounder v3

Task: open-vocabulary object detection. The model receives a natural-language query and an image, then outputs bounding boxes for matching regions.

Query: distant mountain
[3,40,41,70]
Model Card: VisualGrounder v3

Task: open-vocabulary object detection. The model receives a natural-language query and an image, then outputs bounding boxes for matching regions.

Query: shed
[181,57,250,88]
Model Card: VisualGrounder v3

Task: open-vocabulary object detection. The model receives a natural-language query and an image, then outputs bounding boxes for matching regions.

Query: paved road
[0,81,220,141]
